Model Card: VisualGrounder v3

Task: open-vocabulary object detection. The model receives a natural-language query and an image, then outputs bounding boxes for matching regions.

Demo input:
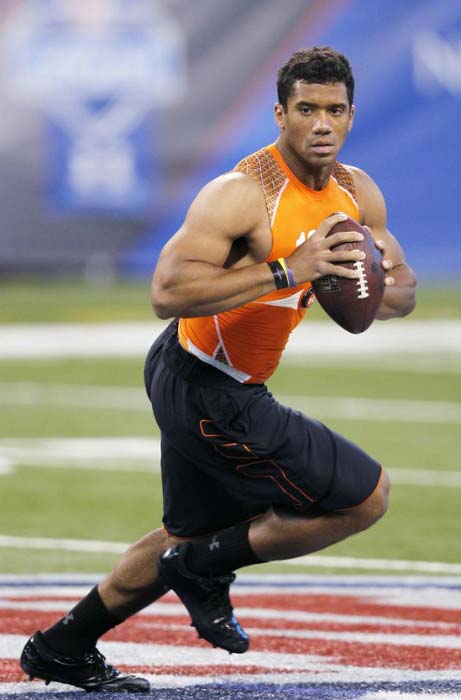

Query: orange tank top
[178,143,359,383]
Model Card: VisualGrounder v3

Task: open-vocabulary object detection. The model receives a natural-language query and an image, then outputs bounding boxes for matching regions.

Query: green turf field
[1,280,460,323]
[1,282,460,575]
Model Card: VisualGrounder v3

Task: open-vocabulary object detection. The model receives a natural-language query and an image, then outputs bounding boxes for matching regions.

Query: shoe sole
[21,658,149,693]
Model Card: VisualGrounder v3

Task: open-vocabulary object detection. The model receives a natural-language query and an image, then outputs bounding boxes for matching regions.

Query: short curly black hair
[277,46,354,109]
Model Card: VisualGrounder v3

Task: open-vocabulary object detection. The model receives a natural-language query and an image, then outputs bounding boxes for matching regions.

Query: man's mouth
[310,142,335,154]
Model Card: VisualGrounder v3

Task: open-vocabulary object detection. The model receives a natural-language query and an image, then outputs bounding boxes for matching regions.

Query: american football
[312,217,385,334]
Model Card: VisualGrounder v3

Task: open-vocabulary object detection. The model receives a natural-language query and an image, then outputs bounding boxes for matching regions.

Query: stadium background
[0,0,459,281]
[0,2,460,697]
[0,0,460,587]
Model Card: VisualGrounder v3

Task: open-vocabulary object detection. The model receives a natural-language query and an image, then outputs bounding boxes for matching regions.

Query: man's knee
[349,469,390,531]
[374,468,390,517]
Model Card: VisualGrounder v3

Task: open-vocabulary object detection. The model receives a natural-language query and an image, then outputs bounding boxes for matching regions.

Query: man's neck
[276,139,333,191]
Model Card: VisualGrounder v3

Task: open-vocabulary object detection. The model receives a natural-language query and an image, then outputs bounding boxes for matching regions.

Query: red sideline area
[1,581,460,689]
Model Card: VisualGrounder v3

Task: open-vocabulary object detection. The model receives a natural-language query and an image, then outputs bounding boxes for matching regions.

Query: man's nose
[312,113,332,133]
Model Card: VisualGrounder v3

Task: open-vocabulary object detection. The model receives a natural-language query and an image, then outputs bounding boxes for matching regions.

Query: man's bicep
[359,182,406,267]
[350,166,387,232]
[350,166,406,265]
[160,174,262,269]
[151,226,229,309]
[159,221,232,272]
[150,175,272,319]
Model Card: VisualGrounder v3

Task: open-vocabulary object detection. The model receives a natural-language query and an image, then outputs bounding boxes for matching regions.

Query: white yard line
[280,556,461,574]
[1,320,461,359]
[0,436,161,464]
[0,535,127,553]
[278,394,461,424]
[0,436,459,486]
[389,469,461,487]
[0,599,454,629]
[0,534,460,574]
[1,382,460,424]
[244,626,461,648]
[0,382,147,410]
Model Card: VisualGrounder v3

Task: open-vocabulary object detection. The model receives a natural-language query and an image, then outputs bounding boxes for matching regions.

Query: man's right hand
[286,212,366,285]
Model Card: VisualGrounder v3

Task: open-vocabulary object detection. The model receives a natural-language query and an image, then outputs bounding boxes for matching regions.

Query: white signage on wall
[2,0,187,211]
[413,31,461,96]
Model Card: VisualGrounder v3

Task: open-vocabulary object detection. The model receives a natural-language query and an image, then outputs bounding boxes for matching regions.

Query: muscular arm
[152,172,369,320]
[349,167,417,320]
[151,174,275,318]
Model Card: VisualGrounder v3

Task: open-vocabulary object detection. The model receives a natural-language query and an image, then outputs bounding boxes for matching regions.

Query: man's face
[275,81,354,168]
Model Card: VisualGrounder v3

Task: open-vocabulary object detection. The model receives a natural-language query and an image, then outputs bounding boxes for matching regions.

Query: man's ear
[348,104,355,132]
[274,103,285,129]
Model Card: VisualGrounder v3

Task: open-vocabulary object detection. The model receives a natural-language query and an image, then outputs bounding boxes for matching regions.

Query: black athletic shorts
[144,321,382,537]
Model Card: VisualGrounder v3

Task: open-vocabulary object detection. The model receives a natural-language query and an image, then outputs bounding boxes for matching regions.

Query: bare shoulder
[343,164,386,227]
[186,171,267,239]
[156,169,271,273]
[343,164,384,201]
[343,166,414,285]
[196,170,265,202]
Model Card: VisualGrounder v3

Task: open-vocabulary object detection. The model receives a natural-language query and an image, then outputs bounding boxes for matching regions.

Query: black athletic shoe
[158,544,249,654]
[20,631,150,693]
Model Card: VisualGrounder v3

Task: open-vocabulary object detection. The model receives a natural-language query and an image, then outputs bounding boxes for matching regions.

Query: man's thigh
[191,387,382,514]
[160,432,266,537]
[151,363,382,536]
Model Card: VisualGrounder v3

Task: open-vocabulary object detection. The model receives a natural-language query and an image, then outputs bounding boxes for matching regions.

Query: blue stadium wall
[0,1,458,281]
[122,0,461,283]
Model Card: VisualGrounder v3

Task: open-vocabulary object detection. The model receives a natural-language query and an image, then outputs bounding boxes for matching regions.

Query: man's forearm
[151,260,276,319]
[377,263,416,320]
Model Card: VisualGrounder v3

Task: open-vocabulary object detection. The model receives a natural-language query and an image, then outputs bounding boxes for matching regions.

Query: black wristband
[268,259,289,289]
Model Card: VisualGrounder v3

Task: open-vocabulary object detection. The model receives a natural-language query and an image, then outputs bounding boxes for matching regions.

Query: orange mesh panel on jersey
[233,148,286,223]
[332,162,357,202]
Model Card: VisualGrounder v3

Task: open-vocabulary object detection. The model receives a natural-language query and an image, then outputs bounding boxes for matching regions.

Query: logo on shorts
[209,535,220,551]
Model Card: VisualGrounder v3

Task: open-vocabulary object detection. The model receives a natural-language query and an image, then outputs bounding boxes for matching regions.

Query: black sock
[42,586,123,655]
[185,520,264,577]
